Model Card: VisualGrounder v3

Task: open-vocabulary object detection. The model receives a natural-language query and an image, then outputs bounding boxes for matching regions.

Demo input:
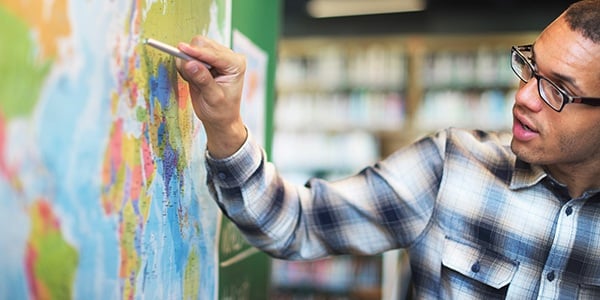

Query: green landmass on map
[28,201,79,300]
[0,6,52,119]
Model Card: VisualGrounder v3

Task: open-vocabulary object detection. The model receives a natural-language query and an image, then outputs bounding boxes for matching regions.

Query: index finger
[177,37,237,72]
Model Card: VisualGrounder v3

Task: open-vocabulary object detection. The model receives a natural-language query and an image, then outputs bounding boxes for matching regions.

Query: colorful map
[0,0,230,299]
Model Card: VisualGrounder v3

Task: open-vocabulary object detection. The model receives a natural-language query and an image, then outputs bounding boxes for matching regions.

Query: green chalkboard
[217,0,280,299]
[232,0,280,155]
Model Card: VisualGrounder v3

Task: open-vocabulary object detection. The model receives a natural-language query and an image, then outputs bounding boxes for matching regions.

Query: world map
[0,0,230,298]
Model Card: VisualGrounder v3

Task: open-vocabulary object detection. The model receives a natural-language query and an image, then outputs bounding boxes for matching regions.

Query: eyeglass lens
[511,51,532,82]
[539,78,563,109]
[511,48,563,111]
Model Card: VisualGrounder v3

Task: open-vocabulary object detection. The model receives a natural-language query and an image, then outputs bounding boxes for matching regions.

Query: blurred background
[270,0,575,299]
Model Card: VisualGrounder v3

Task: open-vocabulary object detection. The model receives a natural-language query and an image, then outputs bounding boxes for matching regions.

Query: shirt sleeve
[205,130,447,260]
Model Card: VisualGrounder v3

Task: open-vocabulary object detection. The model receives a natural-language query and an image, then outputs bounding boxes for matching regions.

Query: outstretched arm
[174,36,438,260]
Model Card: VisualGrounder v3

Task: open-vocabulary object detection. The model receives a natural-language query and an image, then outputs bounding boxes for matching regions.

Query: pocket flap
[442,237,519,289]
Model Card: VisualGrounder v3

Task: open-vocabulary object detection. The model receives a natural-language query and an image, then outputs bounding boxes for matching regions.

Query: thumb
[185,61,200,75]
[181,60,213,91]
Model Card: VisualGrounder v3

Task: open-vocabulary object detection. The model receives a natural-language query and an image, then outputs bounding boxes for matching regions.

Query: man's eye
[557,85,574,96]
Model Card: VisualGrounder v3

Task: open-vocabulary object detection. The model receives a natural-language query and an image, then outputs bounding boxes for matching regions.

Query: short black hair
[565,0,600,43]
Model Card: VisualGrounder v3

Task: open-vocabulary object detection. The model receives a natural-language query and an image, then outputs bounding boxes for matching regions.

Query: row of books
[278,44,517,91]
[277,44,407,90]
[275,91,406,132]
[415,89,515,131]
[270,256,382,296]
[421,48,517,88]
[273,130,379,182]
[275,88,513,133]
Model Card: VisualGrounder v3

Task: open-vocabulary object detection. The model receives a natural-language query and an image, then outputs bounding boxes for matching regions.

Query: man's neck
[546,163,600,199]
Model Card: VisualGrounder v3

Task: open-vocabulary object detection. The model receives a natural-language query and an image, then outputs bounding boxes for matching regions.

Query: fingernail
[187,63,199,74]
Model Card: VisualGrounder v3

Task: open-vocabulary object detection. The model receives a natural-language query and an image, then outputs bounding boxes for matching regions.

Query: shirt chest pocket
[442,237,519,290]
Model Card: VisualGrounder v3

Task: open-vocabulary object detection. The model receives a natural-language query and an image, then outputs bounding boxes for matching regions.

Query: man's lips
[518,119,538,133]
[514,110,539,133]
[512,110,539,141]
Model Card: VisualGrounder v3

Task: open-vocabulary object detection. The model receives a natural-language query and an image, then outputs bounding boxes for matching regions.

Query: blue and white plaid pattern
[206,128,600,299]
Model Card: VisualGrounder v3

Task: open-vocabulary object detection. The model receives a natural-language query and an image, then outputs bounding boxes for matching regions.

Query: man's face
[511,15,600,168]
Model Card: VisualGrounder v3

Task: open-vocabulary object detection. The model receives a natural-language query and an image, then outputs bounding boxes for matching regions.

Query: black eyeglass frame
[510,44,600,112]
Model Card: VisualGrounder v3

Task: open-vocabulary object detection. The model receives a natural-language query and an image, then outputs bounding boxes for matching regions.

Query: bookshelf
[270,255,382,299]
[270,32,538,299]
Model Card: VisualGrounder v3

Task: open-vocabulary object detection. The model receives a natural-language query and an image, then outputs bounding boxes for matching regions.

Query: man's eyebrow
[549,72,582,94]
[531,43,583,95]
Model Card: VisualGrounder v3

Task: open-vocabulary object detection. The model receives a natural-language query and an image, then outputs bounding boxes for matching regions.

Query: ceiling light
[307,0,425,18]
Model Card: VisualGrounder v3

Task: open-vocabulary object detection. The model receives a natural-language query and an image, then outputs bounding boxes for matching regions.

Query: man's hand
[176,36,248,159]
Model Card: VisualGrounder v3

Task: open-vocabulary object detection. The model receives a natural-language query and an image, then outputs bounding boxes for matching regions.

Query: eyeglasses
[510,44,600,112]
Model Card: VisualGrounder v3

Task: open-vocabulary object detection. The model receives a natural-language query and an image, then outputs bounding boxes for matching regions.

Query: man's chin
[510,140,533,163]
[511,139,550,166]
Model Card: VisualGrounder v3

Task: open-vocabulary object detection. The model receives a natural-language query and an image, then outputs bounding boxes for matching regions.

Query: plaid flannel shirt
[206,128,600,299]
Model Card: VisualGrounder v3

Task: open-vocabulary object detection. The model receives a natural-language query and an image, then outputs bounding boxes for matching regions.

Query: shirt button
[218,172,227,180]
[471,261,481,273]
[547,271,555,282]
[565,206,573,216]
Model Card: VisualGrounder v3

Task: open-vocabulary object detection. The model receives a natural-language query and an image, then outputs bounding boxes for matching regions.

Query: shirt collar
[509,159,548,190]
[509,158,600,201]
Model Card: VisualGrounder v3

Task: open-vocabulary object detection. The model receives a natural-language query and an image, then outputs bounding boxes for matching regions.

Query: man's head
[510,0,600,187]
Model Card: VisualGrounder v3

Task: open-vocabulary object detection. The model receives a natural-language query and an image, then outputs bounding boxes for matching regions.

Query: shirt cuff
[205,131,264,189]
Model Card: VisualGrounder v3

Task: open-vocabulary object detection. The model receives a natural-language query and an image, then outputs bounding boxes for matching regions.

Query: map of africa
[0,0,230,299]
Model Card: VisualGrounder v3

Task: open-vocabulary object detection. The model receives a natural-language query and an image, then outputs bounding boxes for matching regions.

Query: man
[176,0,600,298]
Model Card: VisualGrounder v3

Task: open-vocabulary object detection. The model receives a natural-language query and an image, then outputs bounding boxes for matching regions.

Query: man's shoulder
[441,127,515,162]
[444,127,511,141]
